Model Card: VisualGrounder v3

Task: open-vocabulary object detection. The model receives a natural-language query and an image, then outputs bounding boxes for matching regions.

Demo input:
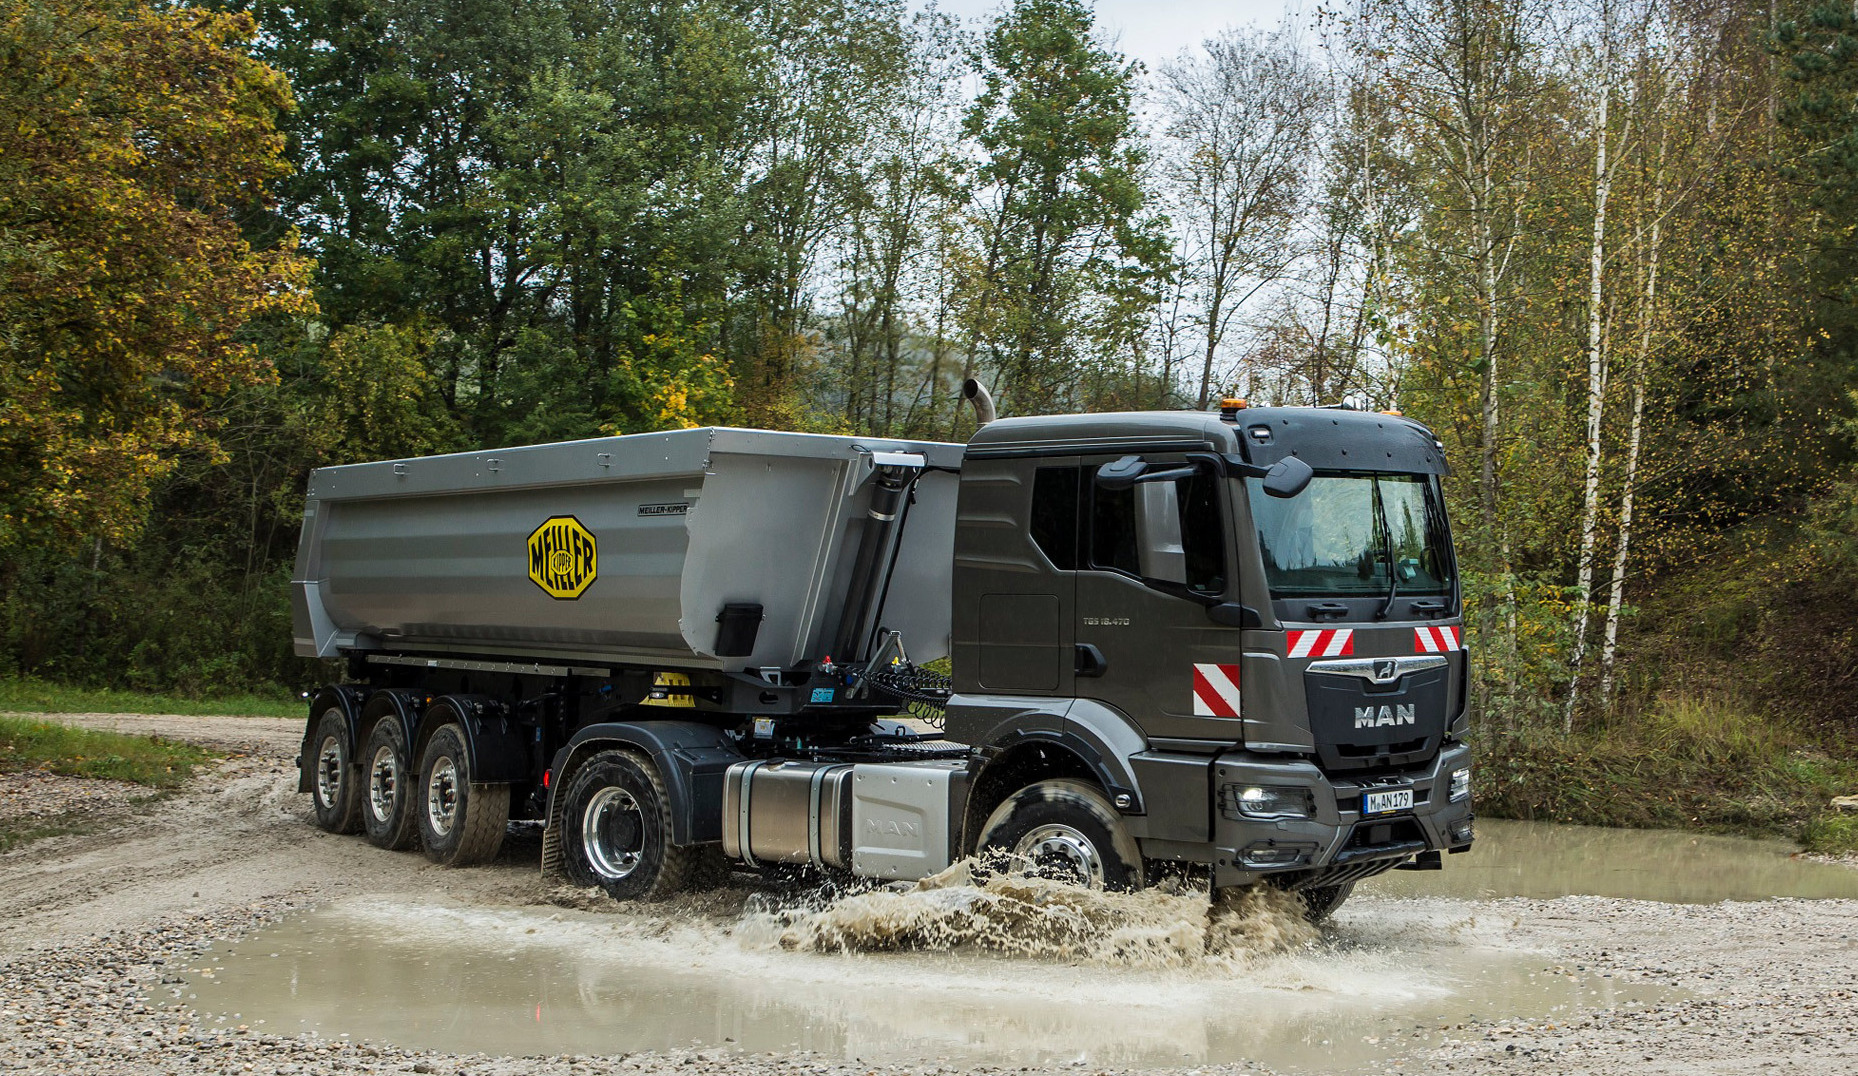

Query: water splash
[741,859,1318,967]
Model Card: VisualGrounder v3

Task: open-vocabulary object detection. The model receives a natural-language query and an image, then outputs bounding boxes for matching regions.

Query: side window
[1179,472,1226,595]
[1089,483,1139,575]
[1029,467,1081,570]
[1086,467,1229,592]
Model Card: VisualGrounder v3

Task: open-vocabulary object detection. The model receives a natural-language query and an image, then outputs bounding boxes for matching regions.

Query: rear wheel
[976,778,1146,891]
[560,750,692,901]
[361,718,418,850]
[416,722,509,866]
[309,708,361,834]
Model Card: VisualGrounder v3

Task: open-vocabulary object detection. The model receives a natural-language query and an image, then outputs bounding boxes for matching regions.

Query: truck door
[1072,455,1246,744]
[949,456,1076,699]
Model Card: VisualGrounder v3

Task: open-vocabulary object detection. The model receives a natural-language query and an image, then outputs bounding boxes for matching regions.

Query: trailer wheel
[309,707,362,834]
[361,718,418,850]
[559,750,692,902]
[1300,882,1355,923]
[976,778,1146,892]
[416,723,509,866]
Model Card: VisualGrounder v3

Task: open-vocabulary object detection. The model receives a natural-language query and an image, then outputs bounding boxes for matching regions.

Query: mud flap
[540,822,562,878]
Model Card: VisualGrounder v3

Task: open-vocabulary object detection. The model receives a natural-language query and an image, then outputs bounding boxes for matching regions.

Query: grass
[0,677,301,718]
[1478,691,1858,852]
[0,715,218,788]
[0,715,220,850]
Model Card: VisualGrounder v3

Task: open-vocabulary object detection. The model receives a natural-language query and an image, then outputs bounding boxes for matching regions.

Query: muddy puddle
[166,871,1668,1072]
[1364,818,1858,902]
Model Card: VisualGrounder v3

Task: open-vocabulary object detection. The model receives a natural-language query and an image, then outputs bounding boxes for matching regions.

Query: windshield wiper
[1374,478,1399,621]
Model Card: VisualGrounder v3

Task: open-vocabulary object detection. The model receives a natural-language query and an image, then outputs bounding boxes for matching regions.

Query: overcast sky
[923,0,1303,69]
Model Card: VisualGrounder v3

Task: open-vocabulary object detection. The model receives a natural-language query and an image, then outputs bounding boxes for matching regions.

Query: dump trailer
[293,392,1473,911]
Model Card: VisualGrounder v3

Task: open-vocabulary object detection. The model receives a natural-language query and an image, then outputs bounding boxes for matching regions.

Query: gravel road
[1,711,1853,1076]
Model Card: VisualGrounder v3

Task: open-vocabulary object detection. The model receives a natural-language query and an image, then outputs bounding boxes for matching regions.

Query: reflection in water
[171,894,1666,1072]
[1363,817,1858,903]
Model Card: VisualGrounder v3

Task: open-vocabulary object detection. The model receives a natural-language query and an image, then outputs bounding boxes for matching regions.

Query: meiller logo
[1355,704,1417,729]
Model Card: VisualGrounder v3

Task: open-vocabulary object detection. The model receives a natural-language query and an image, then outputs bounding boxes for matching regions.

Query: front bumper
[1208,742,1474,888]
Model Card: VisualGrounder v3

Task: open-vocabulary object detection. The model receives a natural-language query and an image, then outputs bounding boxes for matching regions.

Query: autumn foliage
[0,0,312,550]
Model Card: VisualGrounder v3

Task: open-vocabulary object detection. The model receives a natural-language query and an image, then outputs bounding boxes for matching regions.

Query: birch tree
[1598,152,1661,715]
[1562,0,1641,732]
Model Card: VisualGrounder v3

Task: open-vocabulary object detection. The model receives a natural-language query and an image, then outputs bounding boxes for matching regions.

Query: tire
[976,778,1146,892]
[1300,881,1355,923]
[416,722,509,866]
[361,718,418,850]
[308,707,362,834]
[559,750,692,901]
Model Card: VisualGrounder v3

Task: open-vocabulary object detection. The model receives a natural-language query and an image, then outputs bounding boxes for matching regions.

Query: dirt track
[1,712,1854,1075]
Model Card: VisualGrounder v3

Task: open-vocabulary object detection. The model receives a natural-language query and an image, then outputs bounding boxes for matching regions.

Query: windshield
[1246,472,1453,598]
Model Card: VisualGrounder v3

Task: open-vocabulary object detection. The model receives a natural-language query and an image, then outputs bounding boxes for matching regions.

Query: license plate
[1363,788,1414,815]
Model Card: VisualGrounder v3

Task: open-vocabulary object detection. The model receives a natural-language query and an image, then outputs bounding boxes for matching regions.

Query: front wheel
[416,722,509,866]
[975,778,1146,891]
[1299,881,1355,922]
[559,750,692,901]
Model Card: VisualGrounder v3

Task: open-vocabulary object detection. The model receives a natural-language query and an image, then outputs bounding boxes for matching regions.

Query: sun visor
[1234,411,1449,476]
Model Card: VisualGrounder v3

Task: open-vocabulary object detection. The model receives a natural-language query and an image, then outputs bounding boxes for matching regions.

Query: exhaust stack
[962,379,996,427]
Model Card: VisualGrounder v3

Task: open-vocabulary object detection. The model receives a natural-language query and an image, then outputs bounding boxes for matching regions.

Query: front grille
[1331,737,1429,761]
[1305,665,1449,772]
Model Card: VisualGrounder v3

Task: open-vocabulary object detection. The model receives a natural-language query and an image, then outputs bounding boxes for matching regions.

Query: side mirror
[1135,481,1187,584]
[1261,456,1313,498]
[1095,455,1146,490]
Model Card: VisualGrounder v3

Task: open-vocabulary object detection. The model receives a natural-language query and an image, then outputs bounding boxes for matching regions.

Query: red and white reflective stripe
[1192,663,1242,717]
[1287,628,1354,658]
[1414,625,1463,653]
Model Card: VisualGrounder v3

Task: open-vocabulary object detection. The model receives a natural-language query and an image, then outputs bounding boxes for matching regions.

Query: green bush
[1802,812,1858,854]
[1477,692,1858,846]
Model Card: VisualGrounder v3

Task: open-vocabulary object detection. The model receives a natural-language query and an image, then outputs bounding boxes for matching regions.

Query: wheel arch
[415,694,531,785]
[298,684,367,794]
[543,720,742,862]
[359,688,422,751]
[961,731,1136,856]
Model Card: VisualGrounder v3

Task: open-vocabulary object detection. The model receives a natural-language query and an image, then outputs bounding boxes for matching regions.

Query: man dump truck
[292,388,1473,915]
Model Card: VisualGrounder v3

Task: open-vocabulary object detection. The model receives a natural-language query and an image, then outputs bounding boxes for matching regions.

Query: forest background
[5,0,1858,844]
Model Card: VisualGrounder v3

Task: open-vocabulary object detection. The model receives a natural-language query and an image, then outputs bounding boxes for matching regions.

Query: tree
[736,0,916,425]
[1356,0,1551,706]
[1563,0,1640,730]
[1157,26,1327,409]
[1776,3,1858,374]
[0,0,313,552]
[252,0,761,443]
[958,0,1170,416]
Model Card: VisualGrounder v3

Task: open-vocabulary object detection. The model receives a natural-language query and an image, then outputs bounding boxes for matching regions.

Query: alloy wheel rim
[316,735,343,807]
[1014,823,1106,888]
[426,756,459,837]
[369,744,398,823]
[582,786,645,881]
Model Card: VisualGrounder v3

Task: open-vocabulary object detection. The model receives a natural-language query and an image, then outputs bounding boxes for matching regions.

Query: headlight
[1449,767,1471,803]
[1223,784,1313,820]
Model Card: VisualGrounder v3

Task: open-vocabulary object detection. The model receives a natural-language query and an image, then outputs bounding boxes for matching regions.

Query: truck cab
[946,405,1473,897]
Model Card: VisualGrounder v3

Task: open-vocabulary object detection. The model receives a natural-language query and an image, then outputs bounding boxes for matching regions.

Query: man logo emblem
[1355,704,1417,729]
[1374,659,1398,682]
